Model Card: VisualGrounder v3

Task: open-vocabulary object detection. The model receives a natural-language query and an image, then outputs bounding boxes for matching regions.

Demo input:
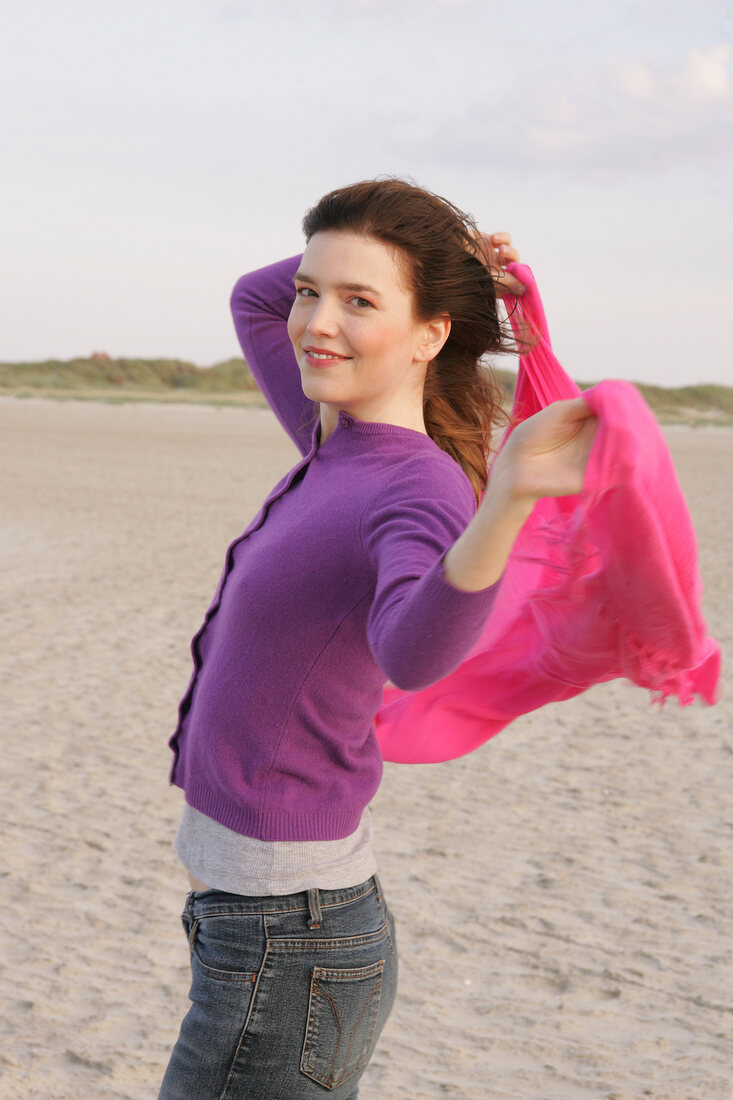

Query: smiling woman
[158,178,596,1100]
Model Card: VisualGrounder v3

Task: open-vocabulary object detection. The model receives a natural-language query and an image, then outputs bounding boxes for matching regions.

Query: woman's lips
[303,347,351,368]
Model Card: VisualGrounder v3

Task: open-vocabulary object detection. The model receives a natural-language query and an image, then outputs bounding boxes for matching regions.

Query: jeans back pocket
[300,959,385,1090]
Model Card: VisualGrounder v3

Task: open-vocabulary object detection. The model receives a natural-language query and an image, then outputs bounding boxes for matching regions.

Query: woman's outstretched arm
[443,397,598,591]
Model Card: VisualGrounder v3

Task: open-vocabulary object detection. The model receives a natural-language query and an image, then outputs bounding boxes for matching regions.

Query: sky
[2,0,732,386]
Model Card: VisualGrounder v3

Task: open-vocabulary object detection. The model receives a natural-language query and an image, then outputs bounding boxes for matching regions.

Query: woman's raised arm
[230,255,316,455]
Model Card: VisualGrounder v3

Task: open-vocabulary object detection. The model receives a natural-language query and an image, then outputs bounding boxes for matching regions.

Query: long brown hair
[302,178,509,502]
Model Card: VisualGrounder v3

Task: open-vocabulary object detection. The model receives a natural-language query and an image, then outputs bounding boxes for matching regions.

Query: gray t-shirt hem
[175,802,377,896]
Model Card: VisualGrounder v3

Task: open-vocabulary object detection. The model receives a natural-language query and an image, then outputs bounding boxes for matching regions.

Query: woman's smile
[303,345,352,367]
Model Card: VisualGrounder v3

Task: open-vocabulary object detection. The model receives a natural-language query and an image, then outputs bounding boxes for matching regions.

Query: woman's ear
[417,314,451,363]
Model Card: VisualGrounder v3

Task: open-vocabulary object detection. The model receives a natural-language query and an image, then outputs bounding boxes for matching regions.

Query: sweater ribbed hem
[180,779,365,842]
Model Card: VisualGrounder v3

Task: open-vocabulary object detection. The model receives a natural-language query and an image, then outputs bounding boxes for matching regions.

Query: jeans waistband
[185,874,383,920]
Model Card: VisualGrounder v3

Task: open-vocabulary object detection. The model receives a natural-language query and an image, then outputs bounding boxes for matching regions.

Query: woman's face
[287,231,447,432]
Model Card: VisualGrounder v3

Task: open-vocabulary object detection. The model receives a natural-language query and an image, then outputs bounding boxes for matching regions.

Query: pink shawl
[376,264,721,764]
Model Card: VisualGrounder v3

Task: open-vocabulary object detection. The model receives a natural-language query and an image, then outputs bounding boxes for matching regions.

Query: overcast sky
[2,0,731,386]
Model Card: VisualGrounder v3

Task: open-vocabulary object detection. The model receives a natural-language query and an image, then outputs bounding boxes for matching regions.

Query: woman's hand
[491,398,598,503]
[443,399,596,592]
[473,231,526,297]
[443,398,597,592]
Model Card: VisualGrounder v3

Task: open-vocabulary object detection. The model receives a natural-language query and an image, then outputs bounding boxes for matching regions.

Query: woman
[159,179,596,1099]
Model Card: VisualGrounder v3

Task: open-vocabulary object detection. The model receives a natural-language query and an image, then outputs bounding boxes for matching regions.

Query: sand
[1,397,730,1100]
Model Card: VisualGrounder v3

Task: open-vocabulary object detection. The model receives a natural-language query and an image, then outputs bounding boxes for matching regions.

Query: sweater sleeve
[361,456,501,692]
[230,254,316,455]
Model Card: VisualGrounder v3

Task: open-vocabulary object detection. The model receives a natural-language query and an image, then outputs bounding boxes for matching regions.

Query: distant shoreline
[2,389,731,427]
[0,388,269,409]
[1,355,731,425]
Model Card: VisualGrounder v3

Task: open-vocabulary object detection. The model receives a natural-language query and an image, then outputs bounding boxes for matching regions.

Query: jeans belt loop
[307,887,322,929]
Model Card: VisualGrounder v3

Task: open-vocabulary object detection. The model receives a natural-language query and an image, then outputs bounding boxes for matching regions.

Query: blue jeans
[158,876,398,1100]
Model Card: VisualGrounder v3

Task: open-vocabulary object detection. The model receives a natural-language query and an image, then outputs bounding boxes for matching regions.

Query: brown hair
[301,178,510,502]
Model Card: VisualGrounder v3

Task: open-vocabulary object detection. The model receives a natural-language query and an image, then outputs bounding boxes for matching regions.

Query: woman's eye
[350,296,372,309]
[296,286,317,298]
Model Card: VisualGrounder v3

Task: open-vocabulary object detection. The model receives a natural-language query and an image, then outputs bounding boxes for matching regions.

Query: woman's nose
[306,298,339,337]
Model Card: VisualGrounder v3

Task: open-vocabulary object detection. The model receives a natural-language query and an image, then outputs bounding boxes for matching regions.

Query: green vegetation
[574,378,733,425]
[0,355,259,392]
[631,382,733,423]
[0,356,730,423]
[0,356,266,407]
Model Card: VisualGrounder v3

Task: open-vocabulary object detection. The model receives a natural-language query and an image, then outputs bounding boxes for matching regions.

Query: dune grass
[0,356,730,424]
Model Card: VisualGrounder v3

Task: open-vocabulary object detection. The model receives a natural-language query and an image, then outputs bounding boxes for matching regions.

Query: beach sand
[1,398,730,1100]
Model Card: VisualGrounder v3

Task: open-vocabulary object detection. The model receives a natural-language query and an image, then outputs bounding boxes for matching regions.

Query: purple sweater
[168,257,500,841]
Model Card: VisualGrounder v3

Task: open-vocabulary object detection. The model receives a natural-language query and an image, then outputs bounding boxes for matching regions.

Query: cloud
[617,61,655,101]
[614,45,731,105]
[684,44,730,101]
[380,45,733,179]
